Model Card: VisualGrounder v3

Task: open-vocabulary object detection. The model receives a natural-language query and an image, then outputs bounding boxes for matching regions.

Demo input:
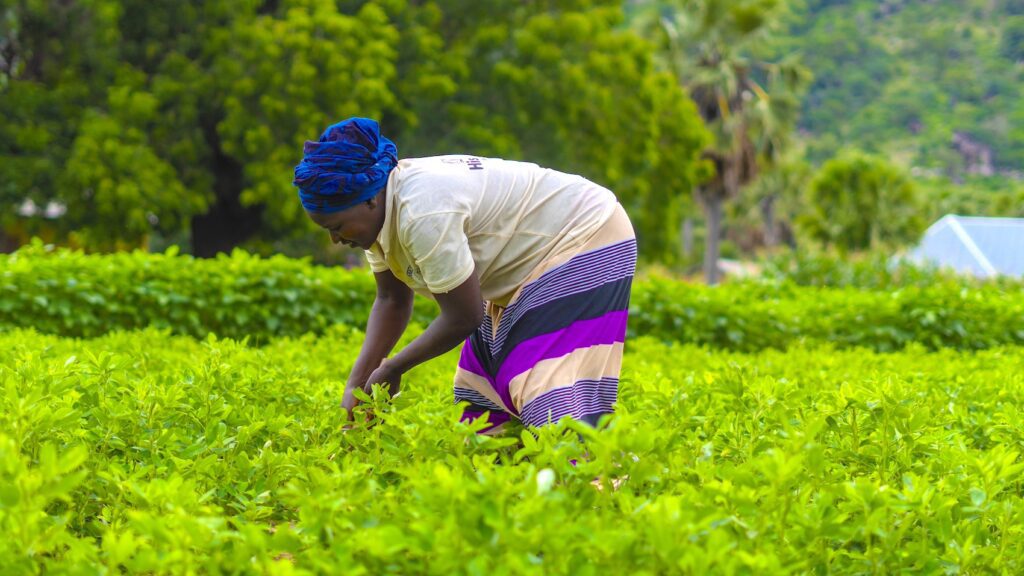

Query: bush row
[3,327,1024,573]
[755,250,1024,289]
[3,244,1022,350]
[0,243,437,343]
[631,276,1024,351]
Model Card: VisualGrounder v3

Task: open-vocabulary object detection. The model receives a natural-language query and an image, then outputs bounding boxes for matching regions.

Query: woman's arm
[343,269,414,412]
[363,269,484,393]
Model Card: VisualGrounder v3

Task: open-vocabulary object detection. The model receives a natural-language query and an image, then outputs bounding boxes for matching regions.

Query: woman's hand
[340,384,361,418]
[341,359,402,424]
[364,360,402,397]
[341,269,481,426]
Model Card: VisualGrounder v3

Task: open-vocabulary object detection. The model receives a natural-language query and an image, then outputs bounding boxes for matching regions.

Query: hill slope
[786,0,1024,178]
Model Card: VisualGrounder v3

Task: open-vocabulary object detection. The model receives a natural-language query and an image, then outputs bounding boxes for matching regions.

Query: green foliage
[0,0,120,235]
[3,245,1023,351]
[0,0,709,261]
[2,327,1024,572]
[756,249,1024,289]
[630,0,810,281]
[0,241,434,342]
[631,275,1024,351]
[61,106,198,250]
[801,151,925,251]
[920,175,1024,219]
[783,0,1024,176]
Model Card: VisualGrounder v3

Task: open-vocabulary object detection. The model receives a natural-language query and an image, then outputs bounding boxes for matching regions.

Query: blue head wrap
[293,117,398,214]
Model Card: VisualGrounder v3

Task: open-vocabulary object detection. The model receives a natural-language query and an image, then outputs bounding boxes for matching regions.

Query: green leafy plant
[2,327,1023,572]
[3,244,1023,351]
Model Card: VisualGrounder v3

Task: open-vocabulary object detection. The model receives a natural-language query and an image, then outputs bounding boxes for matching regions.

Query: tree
[633,0,808,283]
[450,3,711,262]
[60,98,199,250]
[1,0,710,261]
[0,0,122,244]
[800,151,925,251]
[740,147,811,249]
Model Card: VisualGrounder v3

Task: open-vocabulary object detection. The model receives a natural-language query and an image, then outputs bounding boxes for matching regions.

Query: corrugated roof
[909,215,1024,278]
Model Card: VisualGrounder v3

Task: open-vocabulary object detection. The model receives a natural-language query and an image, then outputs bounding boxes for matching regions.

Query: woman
[294,117,636,431]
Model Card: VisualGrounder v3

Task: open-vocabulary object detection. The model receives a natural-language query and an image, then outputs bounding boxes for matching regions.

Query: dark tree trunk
[257,0,280,15]
[191,192,264,258]
[780,221,797,250]
[191,118,264,257]
[703,193,723,286]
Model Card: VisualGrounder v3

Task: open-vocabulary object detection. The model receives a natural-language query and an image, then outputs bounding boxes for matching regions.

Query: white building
[907,215,1024,278]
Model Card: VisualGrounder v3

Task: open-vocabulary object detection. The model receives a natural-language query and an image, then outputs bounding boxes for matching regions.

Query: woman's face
[307,196,385,250]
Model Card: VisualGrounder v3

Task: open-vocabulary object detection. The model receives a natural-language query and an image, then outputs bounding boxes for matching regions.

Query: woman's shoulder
[390,161,471,217]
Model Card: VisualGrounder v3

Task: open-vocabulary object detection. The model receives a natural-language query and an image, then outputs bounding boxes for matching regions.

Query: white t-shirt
[365,156,617,304]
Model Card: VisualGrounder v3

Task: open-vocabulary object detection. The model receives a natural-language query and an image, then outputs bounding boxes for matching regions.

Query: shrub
[3,243,1023,350]
[755,250,1024,289]
[0,242,436,341]
[629,276,1024,351]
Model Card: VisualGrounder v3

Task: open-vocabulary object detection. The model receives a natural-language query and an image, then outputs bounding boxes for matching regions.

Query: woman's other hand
[363,360,402,397]
[340,384,361,418]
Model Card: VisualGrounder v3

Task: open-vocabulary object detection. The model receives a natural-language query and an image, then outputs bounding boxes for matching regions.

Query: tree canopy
[629,0,809,282]
[780,0,1024,178]
[801,151,925,251]
[4,0,1021,272]
[0,0,709,262]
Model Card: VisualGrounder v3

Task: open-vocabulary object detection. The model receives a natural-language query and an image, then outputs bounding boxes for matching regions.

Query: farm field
[6,0,1024,572]
[4,320,1024,573]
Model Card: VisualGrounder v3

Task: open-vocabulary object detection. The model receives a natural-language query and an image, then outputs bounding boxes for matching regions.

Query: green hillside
[787,0,1024,178]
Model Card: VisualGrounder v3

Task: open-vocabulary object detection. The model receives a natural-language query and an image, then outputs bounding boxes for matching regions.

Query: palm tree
[633,0,809,284]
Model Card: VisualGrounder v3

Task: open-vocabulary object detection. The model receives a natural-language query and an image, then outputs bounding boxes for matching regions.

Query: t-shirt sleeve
[402,211,475,293]
[364,247,388,273]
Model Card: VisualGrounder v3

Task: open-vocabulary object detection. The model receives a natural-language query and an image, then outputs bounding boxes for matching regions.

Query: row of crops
[3,246,1024,573]
[5,245,1024,349]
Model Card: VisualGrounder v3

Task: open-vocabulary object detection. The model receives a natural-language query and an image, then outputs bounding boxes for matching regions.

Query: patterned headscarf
[293,117,398,214]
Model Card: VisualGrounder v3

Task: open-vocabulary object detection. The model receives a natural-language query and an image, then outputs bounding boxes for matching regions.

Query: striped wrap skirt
[453,203,637,429]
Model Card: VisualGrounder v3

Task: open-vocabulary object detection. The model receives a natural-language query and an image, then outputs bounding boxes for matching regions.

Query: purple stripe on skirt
[520,377,619,426]
[491,240,637,354]
[457,342,490,379]
[513,240,636,306]
[495,309,628,388]
[493,263,636,352]
[458,342,516,413]
[461,408,512,432]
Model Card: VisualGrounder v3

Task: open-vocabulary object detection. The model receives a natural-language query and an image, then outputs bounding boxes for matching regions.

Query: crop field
[3,250,1024,574]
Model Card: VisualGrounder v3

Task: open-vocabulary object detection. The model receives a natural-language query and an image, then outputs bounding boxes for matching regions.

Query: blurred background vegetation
[1,0,1022,279]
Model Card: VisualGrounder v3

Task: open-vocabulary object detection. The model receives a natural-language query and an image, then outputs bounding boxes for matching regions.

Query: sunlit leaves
[1,327,1023,571]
